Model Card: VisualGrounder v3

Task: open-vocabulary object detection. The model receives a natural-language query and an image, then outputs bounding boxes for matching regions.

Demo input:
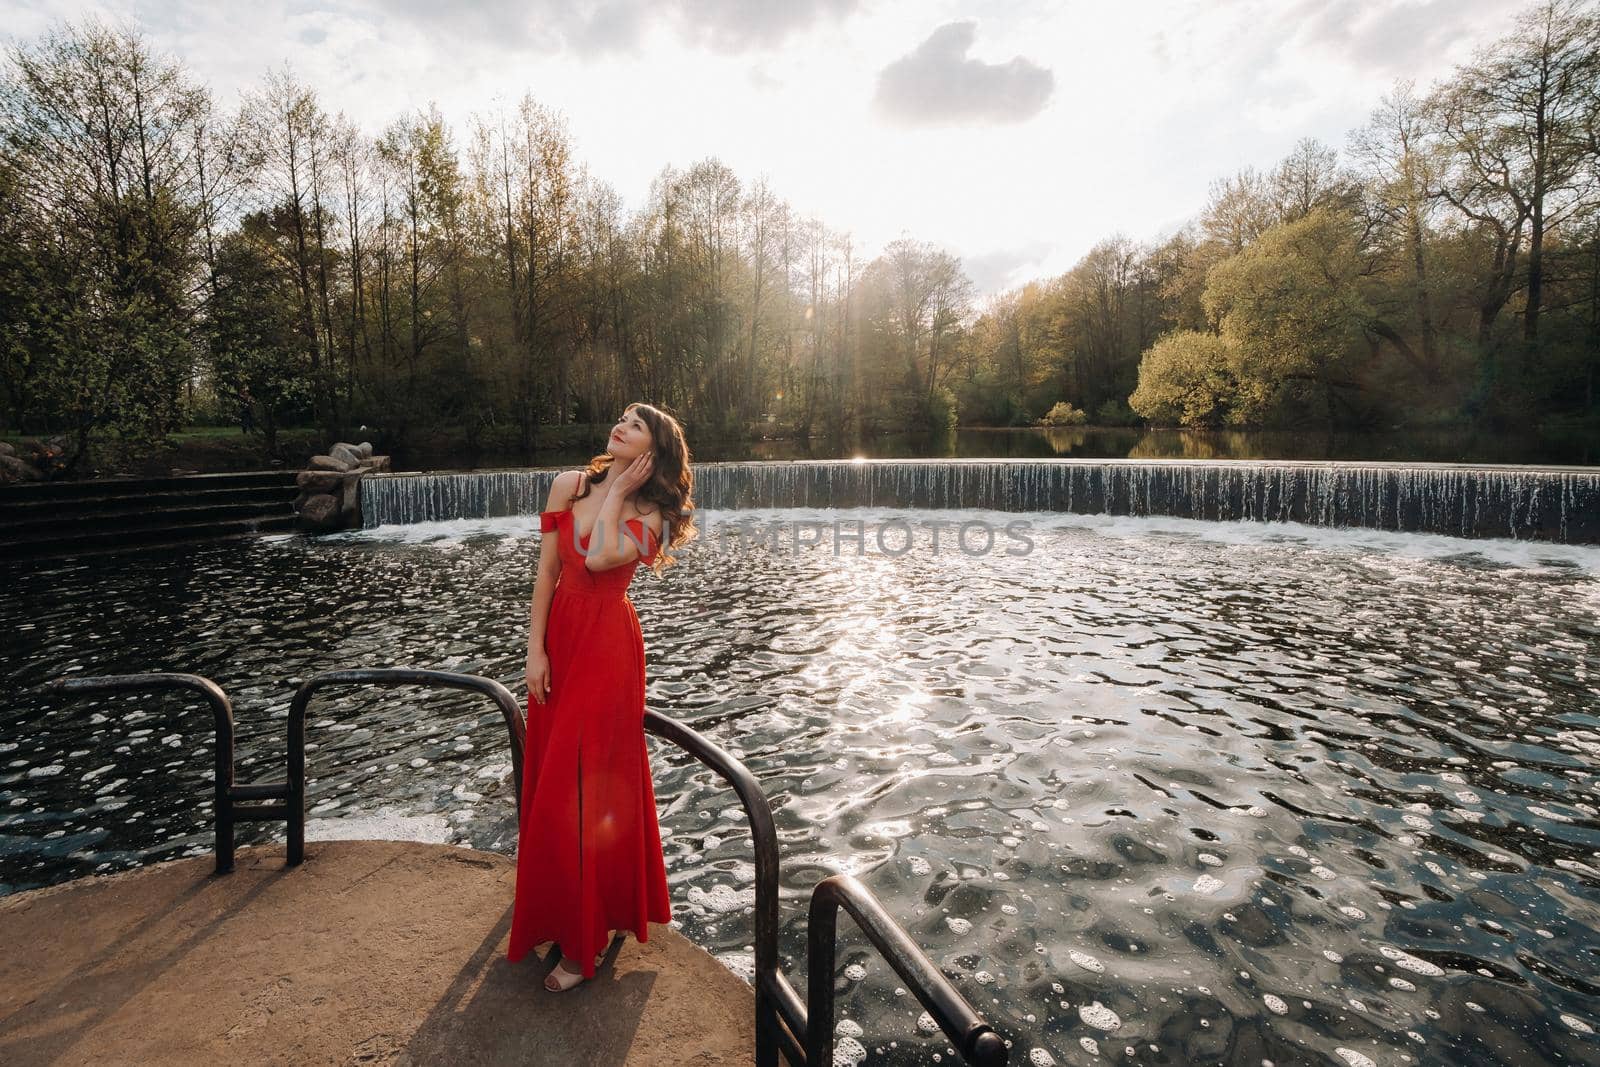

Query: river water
[4,508,1599,1066]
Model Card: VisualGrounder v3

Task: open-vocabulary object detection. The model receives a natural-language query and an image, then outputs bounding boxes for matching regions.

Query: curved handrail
[285,667,527,865]
[27,673,239,873]
[808,874,1008,1065]
[642,708,790,1062]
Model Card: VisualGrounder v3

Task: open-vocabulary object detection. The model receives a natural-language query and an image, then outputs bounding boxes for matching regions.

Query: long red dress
[507,500,673,978]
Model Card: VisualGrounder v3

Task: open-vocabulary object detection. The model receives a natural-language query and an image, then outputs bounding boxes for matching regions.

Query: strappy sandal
[543,930,618,993]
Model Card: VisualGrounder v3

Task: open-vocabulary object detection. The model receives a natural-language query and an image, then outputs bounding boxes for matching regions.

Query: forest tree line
[2,0,1599,472]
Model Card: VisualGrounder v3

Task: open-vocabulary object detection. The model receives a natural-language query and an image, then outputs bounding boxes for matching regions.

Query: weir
[360,458,1600,542]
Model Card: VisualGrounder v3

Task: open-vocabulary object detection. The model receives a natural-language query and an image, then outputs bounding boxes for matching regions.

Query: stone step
[0,513,303,563]
[0,469,298,501]
[0,485,300,524]
[0,468,314,560]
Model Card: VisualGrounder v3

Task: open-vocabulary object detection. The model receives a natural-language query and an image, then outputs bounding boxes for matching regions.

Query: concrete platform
[0,841,756,1065]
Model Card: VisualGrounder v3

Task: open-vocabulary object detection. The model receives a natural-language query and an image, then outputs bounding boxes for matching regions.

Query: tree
[1351,80,1445,382]
[1203,209,1386,425]
[0,17,211,469]
[240,67,339,431]
[1429,0,1600,352]
[1200,166,1277,253]
[1128,331,1244,427]
[1270,137,1356,221]
[204,218,312,455]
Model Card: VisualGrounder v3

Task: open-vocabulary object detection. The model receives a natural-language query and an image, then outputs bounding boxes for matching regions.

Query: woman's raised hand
[610,452,654,496]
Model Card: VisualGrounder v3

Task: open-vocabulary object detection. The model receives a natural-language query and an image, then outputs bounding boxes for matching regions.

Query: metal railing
[30,668,1007,1065]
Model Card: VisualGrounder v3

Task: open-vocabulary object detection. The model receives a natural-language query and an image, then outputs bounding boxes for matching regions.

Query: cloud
[675,0,864,53]
[961,241,1055,298]
[873,21,1054,126]
[1275,0,1517,76]
[375,0,864,57]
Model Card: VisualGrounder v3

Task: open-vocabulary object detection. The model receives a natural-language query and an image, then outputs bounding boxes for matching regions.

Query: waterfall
[359,459,1600,543]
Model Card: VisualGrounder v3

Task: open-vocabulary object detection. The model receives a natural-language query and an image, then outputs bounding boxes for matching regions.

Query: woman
[507,402,697,993]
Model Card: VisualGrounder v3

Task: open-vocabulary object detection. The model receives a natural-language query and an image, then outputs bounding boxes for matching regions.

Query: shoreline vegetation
[5,417,1594,481]
[3,2,1600,482]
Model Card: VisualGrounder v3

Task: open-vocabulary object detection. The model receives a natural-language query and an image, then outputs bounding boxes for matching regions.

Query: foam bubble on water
[1289,845,1310,858]
[843,963,867,981]
[715,952,755,982]
[829,1035,866,1066]
[1193,875,1225,895]
[687,884,756,914]
[945,916,972,935]
[1560,1014,1594,1035]
[1198,853,1224,867]
[975,970,996,985]
[835,1019,864,1038]
[1263,994,1289,1015]
[1401,814,1431,829]
[1311,865,1337,880]
[304,808,453,844]
[1323,949,1345,963]
[1389,977,1417,991]
[908,856,932,876]
[1379,946,1445,977]
[1079,1001,1121,1031]
[1069,949,1106,973]
[1439,772,1467,784]
[1028,1049,1058,1066]
[1334,1049,1377,1067]
[1528,805,1575,822]
[26,764,64,778]
[1338,905,1367,920]
[916,1011,940,1033]
[1001,904,1018,915]
[1079,1036,1100,1056]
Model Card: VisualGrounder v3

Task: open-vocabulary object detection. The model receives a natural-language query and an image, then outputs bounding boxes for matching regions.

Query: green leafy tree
[204,219,313,456]
[1128,332,1243,427]
[0,18,212,469]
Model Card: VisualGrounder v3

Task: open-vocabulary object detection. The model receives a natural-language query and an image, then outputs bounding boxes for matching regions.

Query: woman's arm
[529,471,580,649]
[584,457,657,571]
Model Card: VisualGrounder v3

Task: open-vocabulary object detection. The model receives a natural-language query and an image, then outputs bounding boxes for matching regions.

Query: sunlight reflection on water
[4,508,1600,1065]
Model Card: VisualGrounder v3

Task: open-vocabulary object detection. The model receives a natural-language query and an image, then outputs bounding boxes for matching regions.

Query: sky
[1,0,1530,299]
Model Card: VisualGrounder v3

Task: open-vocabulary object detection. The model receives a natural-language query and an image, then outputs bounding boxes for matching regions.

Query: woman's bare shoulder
[544,470,585,512]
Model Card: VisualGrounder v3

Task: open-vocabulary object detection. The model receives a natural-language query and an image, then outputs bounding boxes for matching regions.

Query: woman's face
[608,408,655,461]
